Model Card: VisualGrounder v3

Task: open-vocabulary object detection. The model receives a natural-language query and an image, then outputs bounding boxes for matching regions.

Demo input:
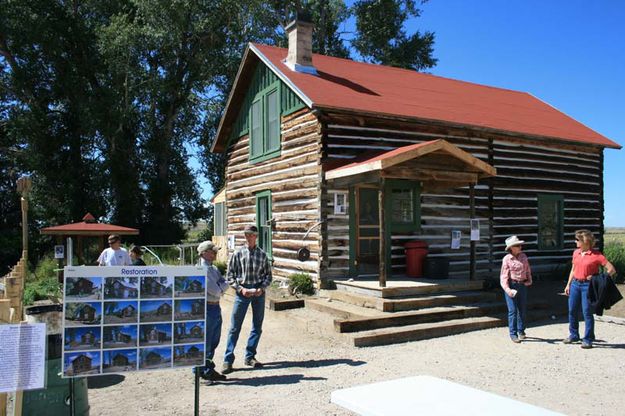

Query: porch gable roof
[325,139,496,189]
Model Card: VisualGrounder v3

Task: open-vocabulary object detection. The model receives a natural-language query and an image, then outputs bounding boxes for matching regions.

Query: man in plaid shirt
[222,224,272,374]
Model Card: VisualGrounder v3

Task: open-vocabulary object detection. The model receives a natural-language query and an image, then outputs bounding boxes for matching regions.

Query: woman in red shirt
[563,229,616,349]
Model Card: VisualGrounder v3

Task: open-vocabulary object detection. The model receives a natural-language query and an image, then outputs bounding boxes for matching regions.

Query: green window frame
[537,194,564,250]
[255,190,273,258]
[249,82,281,163]
[213,202,227,236]
[385,180,421,233]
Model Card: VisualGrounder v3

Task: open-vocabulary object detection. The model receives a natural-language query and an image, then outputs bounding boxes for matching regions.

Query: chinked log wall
[320,112,603,280]
[225,109,323,281]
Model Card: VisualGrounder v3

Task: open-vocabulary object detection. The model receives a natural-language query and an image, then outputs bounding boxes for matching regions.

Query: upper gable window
[249,83,281,163]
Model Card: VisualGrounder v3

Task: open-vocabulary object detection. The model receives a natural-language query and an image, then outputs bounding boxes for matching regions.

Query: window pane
[251,100,262,157]
[391,189,413,223]
[538,195,563,249]
[358,189,379,226]
[266,90,279,151]
[214,203,224,236]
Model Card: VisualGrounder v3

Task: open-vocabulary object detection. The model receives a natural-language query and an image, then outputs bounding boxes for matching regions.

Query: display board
[62,266,208,377]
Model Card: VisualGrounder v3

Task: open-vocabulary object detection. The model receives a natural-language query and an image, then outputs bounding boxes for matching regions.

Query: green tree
[352,0,437,70]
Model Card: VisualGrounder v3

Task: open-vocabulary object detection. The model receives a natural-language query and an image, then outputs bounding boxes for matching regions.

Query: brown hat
[243,224,258,235]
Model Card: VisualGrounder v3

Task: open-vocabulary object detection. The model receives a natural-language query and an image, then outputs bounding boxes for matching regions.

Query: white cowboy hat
[505,235,525,251]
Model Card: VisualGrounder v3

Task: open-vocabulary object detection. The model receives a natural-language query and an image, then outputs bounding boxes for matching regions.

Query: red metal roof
[41,213,139,236]
[253,44,620,149]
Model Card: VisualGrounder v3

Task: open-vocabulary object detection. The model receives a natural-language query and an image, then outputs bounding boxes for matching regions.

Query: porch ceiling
[325,139,496,190]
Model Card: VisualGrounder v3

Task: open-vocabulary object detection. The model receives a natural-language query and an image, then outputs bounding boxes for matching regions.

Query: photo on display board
[173,344,205,367]
[139,346,172,370]
[139,300,173,323]
[104,277,139,300]
[103,300,138,324]
[102,349,138,373]
[174,275,206,298]
[64,326,101,351]
[140,276,173,299]
[103,325,138,349]
[63,351,102,376]
[174,321,205,344]
[139,323,173,346]
[64,302,102,327]
[174,299,205,321]
[65,277,102,301]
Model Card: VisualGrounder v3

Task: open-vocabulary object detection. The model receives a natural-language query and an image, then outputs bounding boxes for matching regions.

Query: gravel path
[88,298,625,416]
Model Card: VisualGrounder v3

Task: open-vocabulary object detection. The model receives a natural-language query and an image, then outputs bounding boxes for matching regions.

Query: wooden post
[469,183,476,281]
[378,179,386,288]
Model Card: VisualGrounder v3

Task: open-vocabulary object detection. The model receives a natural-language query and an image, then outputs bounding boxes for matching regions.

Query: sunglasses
[575,238,582,242]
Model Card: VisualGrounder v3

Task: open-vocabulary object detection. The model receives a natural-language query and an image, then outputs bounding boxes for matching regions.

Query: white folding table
[331,375,564,416]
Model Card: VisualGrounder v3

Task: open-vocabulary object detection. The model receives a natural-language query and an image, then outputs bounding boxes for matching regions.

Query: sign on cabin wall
[470,219,480,241]
[61,266,208,377]
[451,231,462,249]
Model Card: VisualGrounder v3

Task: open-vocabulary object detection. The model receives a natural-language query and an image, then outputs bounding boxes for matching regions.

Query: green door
[256,191,272,258]
[356,187,380,276]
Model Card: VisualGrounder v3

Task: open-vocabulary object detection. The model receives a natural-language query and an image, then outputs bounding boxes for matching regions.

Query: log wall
[225,109,323,281]
[319,112,604,280]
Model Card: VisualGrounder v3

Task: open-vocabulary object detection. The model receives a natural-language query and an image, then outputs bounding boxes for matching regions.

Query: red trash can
[405,241,428,278]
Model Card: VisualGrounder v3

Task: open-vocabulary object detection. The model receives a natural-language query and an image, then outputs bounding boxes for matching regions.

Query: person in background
[222,224,272,375]
[196,240,229,382]
[129,246,146,266]
[500,235,532,343]
[563,229,616,349]
[97,234,131,266]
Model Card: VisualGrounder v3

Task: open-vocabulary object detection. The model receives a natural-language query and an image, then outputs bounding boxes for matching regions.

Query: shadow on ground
[215,374,327,387]
[87,374,125,389]
[260,358,367,370]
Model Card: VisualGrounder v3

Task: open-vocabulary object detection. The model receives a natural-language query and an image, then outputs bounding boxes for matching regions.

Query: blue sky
[398,0,624,226]
[201,1,624,226]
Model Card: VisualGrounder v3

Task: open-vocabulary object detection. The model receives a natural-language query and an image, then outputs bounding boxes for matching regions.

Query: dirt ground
[88,286,625,416]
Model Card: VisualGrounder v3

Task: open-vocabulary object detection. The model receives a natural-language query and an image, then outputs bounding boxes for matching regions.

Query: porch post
[378,179,387,288]
[469,183,476,281]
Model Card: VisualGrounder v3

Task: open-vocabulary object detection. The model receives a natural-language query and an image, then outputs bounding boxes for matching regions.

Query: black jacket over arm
[588,273,623,316]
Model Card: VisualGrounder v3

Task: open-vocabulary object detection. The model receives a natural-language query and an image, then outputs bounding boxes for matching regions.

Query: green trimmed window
[213,202,227,236]
[538,194,564,250]
[386,180,421,232]
[249,83,281,163]
[255,190,273,258]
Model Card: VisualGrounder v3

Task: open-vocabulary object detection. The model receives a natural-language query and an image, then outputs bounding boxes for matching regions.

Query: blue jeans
[194,303,222,375]
[223,290,265,364]
[504,282,527,337]
[568,280,594,343]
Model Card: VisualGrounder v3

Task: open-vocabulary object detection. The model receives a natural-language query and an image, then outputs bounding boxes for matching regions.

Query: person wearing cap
[222,224,272,374]
[196,240,229,382]
[129,246,146,266]
[563,229,616,349]
[97,234,131,266]
[500,235,532,343]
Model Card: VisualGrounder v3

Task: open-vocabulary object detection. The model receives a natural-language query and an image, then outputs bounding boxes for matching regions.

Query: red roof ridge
[253,43,533,98]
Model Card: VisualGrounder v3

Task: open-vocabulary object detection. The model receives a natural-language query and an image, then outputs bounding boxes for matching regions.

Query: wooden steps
[351,316,505,347]
[298,279,556,347]
[334,279,485,298]
[322,289,497,312]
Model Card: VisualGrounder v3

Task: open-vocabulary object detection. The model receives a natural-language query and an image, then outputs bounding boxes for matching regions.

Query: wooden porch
[333,277,485,298]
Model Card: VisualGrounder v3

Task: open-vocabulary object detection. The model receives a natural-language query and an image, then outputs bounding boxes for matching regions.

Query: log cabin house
[210,19,620,288]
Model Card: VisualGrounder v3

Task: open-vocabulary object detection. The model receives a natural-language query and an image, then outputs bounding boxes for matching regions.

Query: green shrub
[604,241,625,283]
[288,273,315,296]
[213,261,227,276]
[24,257,62,305]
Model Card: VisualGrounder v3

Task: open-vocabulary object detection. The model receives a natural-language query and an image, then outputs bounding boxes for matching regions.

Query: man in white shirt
[97,234,131,266]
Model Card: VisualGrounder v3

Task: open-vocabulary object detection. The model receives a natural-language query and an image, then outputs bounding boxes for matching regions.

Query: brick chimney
[284,13,317,75]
